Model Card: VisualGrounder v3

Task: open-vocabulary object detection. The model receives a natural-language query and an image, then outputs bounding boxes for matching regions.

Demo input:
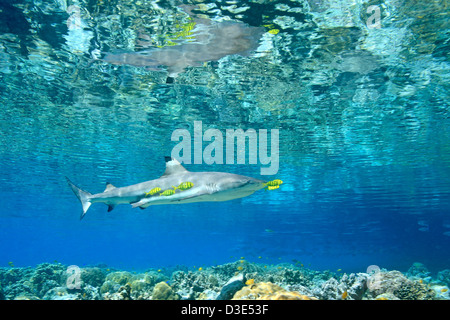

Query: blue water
[0,0,449,275]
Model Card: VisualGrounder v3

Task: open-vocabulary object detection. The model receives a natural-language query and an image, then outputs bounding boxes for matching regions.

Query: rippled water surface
[0,0,449,272]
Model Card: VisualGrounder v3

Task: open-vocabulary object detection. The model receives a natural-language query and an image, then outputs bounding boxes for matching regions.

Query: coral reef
[0,262,448,300]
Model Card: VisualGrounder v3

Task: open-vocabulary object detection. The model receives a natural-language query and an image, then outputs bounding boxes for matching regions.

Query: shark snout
[237,178,267,191]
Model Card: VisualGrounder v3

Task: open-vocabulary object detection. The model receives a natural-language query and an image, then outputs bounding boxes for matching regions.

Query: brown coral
[152,281,179,300]
[232,282,317,300]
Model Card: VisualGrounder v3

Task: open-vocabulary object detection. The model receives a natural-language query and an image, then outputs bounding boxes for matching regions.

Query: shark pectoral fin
[171,191,210,202]
[107,204,116,212]
[171,195,197,202]
[131,201,144,209]
[131,200,151,209]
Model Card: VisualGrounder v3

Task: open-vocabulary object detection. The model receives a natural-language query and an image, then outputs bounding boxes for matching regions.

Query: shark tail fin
[66,177,93,220]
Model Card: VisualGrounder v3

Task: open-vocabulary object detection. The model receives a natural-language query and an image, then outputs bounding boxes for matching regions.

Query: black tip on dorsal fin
[163,156,188,176]
[104,182,116,192]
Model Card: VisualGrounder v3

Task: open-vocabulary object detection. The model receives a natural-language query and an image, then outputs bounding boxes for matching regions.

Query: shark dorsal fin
[162,157,188,176]
[104,182,116,192]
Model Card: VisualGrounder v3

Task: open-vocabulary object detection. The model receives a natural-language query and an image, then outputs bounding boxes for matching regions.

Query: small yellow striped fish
[265,179,283,191]
[173,181,194,191]
[173,21,196,39]
[266,179,283,187]
[145,187,161,197]
[160,189,175,196]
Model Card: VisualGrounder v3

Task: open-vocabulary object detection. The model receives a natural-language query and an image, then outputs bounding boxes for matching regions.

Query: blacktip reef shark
[66,157,282,220]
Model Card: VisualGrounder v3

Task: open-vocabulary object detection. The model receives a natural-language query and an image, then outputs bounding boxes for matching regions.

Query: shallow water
[0,0,449,276]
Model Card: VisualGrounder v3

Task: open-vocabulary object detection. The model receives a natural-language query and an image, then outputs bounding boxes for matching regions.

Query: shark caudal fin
[66,177,93,220]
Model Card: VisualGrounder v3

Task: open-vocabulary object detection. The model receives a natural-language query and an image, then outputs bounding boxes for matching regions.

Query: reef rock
[339,273,368,300]
[311,277,342,300]
[216,273,244,300]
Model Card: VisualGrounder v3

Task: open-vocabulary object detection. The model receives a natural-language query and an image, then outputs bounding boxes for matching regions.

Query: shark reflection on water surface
[102,8,265,77]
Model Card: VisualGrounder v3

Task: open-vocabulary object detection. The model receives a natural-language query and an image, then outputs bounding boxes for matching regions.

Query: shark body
[67,157,267,220]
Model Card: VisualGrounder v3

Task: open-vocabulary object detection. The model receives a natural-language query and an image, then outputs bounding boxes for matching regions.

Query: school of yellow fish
[145,179,283,198]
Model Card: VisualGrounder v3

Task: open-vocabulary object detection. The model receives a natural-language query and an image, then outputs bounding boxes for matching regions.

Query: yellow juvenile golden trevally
[264,179,283,191]
[145,187,161,197]
[266,179,283,187]
[173,181,194,191]
[160,189,175,196]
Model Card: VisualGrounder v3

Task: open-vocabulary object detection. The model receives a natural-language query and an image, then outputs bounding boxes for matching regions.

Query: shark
[102,4,265,78]
[66,157,274,220]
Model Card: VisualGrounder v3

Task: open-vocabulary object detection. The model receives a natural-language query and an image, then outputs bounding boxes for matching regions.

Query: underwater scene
[0,0,449,301]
